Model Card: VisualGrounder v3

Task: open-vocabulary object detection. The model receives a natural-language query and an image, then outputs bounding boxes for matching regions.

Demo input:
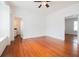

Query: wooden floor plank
[1,35,79,57]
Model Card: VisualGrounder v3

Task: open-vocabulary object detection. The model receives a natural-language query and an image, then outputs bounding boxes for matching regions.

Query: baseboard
[65,34,77,35]
[0,36,15,56]
[1,45,9,57]
[22,35,46,39]
[0,37,10,56]
[22,34,64,41]
[45,34,64,41]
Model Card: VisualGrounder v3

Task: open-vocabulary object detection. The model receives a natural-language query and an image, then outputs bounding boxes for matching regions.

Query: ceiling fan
[34,1,50,8]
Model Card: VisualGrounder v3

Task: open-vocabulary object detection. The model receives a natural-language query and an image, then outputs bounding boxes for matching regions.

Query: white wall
[7,2,17,41]
[0,2,10,38]
[0,2,10,56]
[46,4,79,40]
[15,4,79,41]
[15,7,46,39]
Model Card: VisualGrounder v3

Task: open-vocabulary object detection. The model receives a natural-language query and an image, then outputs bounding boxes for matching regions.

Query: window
[74,21,78,31]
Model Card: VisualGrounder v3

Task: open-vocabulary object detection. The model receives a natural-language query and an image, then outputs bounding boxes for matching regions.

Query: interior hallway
[1,35,79,57]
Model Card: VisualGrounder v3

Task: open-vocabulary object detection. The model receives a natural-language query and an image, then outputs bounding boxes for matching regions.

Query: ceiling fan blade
[34,1,50,2]
[34,1,42,2]
[45,4,49,8]
[38,4,42,8]
[46,1,50,2]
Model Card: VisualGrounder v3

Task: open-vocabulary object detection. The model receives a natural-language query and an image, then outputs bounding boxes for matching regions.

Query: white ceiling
[9,1,79,8]
[9,1,79,15]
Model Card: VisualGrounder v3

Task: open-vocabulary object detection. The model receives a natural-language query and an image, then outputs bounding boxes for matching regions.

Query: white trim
[46,34,64,41]
[22,34,64,41]
[22,34,46,39]
[0,37,10,56]
[78,15,79,44]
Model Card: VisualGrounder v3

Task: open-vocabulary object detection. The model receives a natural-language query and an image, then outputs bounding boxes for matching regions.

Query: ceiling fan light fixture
[46,4,49,8]
[34,1,50,8]
[38,4,42,8]
[42,1,46,6]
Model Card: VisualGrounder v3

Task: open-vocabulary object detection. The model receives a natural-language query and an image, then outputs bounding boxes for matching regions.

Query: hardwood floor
[1,35,79,57]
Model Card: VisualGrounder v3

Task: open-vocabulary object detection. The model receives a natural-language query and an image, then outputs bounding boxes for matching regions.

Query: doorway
[65,15,78,44]
[13,17,22,38]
